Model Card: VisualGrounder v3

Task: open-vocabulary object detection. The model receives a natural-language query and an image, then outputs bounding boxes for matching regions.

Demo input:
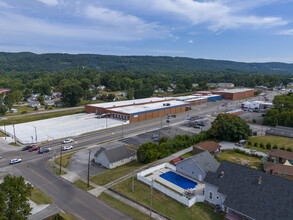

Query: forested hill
[0,52,293,74]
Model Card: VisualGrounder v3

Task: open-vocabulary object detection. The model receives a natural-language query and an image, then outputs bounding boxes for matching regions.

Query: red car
[29,146,40,152]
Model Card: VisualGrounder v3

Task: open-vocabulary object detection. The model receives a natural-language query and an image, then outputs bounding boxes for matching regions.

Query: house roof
[204,161,293,220]
[94,145,136,163]
[264,161,293,175]
[177,151,219,173]
[171,157,183,164]
[268,149,293,161]
[193,141,221,153]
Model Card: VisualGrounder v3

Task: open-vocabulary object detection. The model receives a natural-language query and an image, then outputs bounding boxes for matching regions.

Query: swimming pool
[160,171,197,190]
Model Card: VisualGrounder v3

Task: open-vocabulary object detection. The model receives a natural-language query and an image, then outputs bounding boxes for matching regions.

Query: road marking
[74,198,108,220]
[29,168,59,190]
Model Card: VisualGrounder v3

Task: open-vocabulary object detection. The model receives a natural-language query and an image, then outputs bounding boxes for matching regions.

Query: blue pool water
[160,171,197,190]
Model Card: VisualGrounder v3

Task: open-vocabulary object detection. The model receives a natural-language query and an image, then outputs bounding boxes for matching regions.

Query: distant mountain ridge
[0,52,292,74]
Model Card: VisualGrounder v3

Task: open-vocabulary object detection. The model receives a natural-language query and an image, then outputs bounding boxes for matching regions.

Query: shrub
[272,145,278,149]
[260,143,264,149]
[247,141,252,146]
[266,143,271,150]
[280,146,286,150]
[287,147,293,152]
[21,111,27,114]
[254,142,258,147]
[252,119,256,123]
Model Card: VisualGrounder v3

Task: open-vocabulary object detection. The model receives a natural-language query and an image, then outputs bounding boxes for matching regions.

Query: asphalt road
[13,158,131,220]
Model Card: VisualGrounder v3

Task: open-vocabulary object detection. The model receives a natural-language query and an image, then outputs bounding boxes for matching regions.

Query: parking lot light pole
[87,149,91,188]
[33,126,37,143]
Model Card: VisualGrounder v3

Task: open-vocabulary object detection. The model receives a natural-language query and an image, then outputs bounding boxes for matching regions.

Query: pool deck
[146,168,204,195]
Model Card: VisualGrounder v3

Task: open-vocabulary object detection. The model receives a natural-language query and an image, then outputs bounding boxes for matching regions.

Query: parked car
[38,148,49,154]
[62,139,74,144]
[10,158,22,164]
[62,146,73,151]
[171,114,176,118]
[22,145,33,151]
[194,125,201,129]
[152,134,159,138]
[29,146,40,152]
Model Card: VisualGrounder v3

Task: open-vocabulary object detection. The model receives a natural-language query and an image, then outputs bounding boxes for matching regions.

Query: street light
[33,126,38,143]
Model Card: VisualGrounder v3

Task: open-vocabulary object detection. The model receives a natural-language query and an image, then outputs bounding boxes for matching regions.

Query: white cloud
[0,1,11,8]
[277,29,293,36]
[37,0,60,6]
[129,0,287,31]
[188,39,193,43]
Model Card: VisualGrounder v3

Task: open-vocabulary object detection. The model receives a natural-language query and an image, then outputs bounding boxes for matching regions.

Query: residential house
[176,151,219,181]
[94,145,137,169]
[52,92,62,99]
[0,88,10,96]
[264,149,293,180]
[28,101,41,108]
[204,161,293,220]
[97,85,106,90]
[10,108,18,113]
[44,100,55,106]
[193,141,221,155]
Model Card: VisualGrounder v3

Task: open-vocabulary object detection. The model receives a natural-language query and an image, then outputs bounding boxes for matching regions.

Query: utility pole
[161,116,162,128]
[149,179,153,220]
[59,146,62,175]
[122,124,124,137]
[132,170,134,192]
[11,121,16,144]
[34,126,38,143]
[87,149,91,188]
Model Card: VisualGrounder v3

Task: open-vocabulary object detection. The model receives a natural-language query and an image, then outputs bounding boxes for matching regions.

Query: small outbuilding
[94,145,137,169]
[193,141,221,155]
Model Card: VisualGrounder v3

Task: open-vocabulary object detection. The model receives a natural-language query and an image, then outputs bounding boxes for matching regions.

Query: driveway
[219,141,267,157]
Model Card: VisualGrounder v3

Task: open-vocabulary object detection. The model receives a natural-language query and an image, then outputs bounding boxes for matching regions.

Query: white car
[62,139,74,144]
[62,146,73,151]
[10,158,22,164]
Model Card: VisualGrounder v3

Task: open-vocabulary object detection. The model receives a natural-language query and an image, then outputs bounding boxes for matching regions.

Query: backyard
[247,136,293,150]
[111,178,225,220]
[90,160,144,186]
[216,149,263,170]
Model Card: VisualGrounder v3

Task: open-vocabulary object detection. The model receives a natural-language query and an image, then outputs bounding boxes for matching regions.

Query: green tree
[0,104,7,115]
[210,113,252,142]
[80,78,91,91]
[0,175,32,219]
[266,143,271,150]
[126,90,134,100]
[137,142,160,163]
[4,93,15,110]
[107,94,115,101]
[23,88,32,101]
[37,96,44,105]
[287,147,292,152]
[272,144,278,149]
[61,84,84,106]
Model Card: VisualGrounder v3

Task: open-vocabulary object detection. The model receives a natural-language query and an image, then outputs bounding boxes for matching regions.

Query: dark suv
[22,145,33,151]
[38,148,49,154]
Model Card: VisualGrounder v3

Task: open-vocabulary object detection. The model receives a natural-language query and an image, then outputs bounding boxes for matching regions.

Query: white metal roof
[214,88,254,93]
[87,97,174,108]
[109,100,189,115]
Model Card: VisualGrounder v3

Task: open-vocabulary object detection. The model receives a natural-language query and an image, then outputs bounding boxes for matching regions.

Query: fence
[137,163,203,207]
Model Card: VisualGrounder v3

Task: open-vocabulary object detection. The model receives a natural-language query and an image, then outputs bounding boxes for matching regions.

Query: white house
[94,145,137,169]
[28,101,41,108]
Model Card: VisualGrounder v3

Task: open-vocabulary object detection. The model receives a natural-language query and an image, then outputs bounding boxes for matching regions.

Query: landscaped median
[90,160,144,186]
[111,177,225,220]
[29,187,52,205]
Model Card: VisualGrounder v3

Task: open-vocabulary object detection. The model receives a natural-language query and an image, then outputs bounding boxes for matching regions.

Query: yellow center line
[74,198,109,220]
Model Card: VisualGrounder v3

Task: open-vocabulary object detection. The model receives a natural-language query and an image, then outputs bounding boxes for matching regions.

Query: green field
[98,192,151,220]
[54,153,72,168]
[216,150,262,170]
[180,151,194,158]
[53,167,67,175]
[29,187,52,205]
[0,131,9,137]
[90,160,144,186]
[247,136,293,149]
[112,178,225,220]
[0,108,84,126]
[73,179,94,191]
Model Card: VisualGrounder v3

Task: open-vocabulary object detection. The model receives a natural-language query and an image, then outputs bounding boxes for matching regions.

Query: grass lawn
[112,178,225,220]
[0,131,8,137]
[90,160,144,186]
[9,142,20,146]
[180,151,194,158]
[98,192,151,220]
[0,108,84,126]
[54,167,67,175]
[247,136,293,149]
[244,145,270,153]
[73,179,94,191]
[54,154,72,168]
[29,187,52,205]
[59,213,78,220]
[216,150,262,170]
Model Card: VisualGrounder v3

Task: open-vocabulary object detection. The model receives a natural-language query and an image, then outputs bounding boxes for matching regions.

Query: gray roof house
[28,101,41,108]
[204,161,293,220]
[176,151,219,181]
[94,145,137,169]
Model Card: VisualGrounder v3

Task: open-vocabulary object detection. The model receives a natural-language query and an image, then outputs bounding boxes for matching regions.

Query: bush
[280,146,286,150]
[287,147,293,152]
[272,145,278,149]
[247,141,252,146]
[266,143,271,150]
[254,142,258,147]
[233,148,262,158]
[21,111,27,114]
[260,143,264,149]
[252,119,256,123]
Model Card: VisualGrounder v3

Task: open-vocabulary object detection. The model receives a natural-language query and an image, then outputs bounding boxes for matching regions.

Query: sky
[1,0,293,63]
